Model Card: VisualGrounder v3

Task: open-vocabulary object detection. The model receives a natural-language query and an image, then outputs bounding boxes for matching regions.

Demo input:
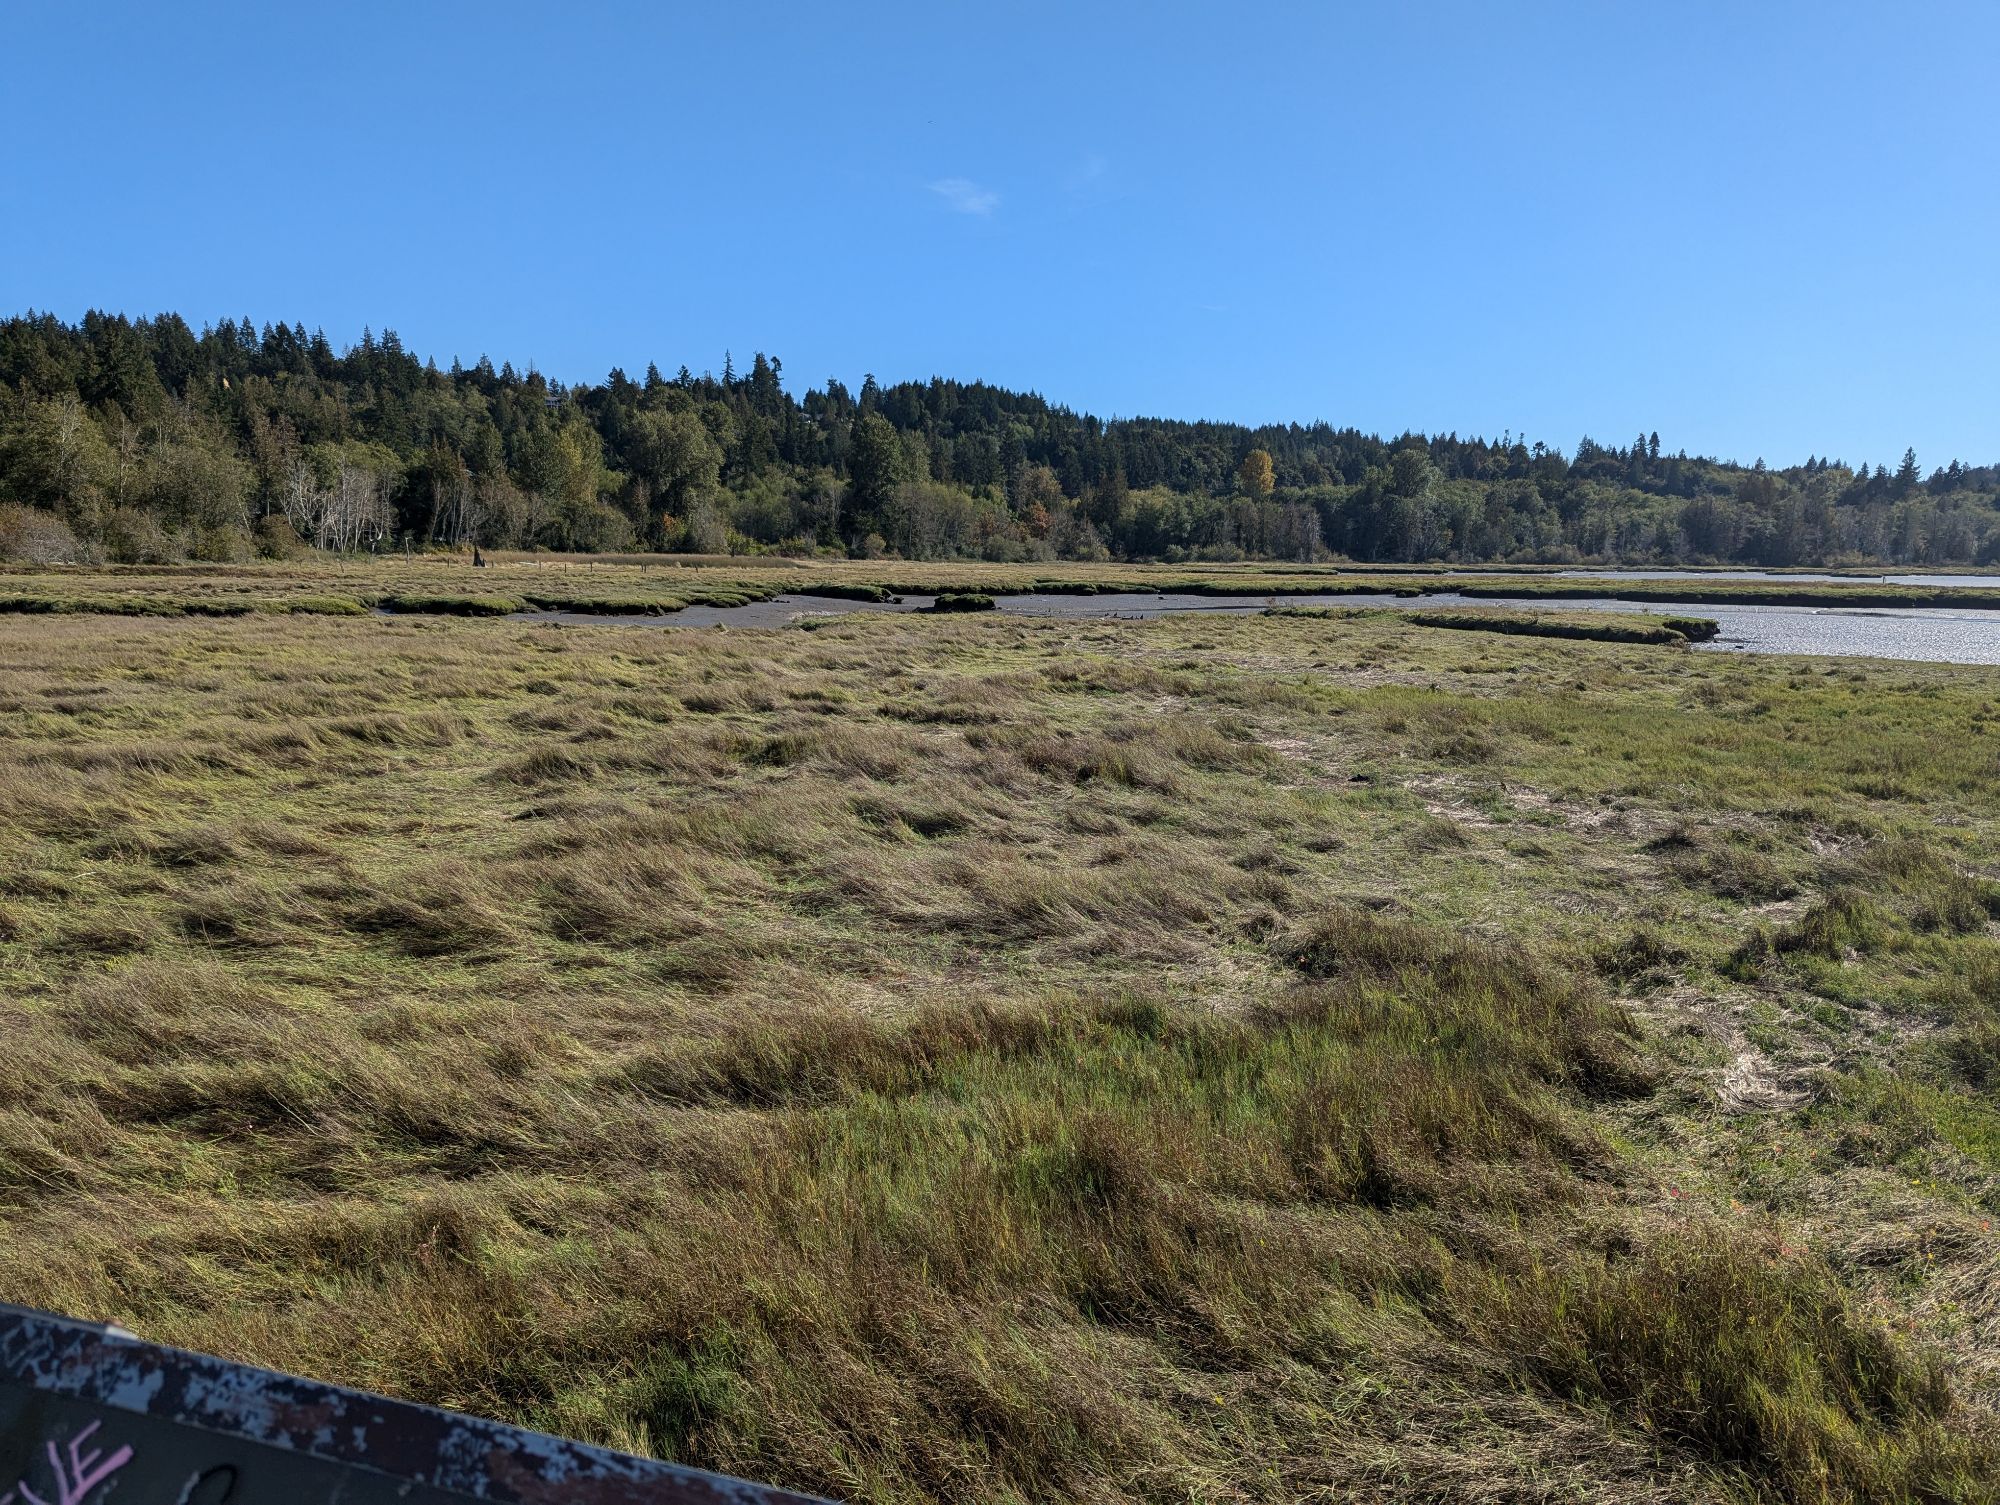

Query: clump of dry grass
[1453,1226,1976,1501]
[343,861,520,957]
[489,743,598,785]
[1840,837,1999,934]
[58,957,282,1064]
[1653,821,1799,901]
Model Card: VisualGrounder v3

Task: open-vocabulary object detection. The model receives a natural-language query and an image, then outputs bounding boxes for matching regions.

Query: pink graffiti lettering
[1,1421,134,1505]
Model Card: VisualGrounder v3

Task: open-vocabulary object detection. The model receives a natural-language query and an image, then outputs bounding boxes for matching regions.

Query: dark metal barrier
[0,1306,830,1505]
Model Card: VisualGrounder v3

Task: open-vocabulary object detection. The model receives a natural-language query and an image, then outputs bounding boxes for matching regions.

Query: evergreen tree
[1089,464,1129,529]
[846,410,907,536]
[1895,447,1921,496]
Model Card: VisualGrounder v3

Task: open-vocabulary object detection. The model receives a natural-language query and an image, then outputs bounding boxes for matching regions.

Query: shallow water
[512,590,2000,665]
[1419,596,2000,665]
[1551,568,2000,588]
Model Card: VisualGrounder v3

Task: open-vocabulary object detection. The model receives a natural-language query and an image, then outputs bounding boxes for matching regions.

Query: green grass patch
[375,593,527,615]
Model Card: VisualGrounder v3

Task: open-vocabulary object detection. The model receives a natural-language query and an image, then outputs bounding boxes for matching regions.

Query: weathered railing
[0,1305,829,1505]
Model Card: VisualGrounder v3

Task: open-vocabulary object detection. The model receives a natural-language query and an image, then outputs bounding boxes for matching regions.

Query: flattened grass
[1,602,1998,1502]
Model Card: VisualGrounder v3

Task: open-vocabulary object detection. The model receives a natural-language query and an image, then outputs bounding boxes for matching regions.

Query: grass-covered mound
[1273,604,1721,646]
[789,583,896,603]
[515,594,688,616]
[1663,613,1723,641]
[1405,607,1713,644]
[375,592,526,615]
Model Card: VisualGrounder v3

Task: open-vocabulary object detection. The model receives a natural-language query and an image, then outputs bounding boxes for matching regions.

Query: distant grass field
[2,555,1998,618]
[2,575,1999,1502]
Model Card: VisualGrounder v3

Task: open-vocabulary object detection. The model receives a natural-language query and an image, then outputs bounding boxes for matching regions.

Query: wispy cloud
[928,177,999,216]
[1065,154,1109,195]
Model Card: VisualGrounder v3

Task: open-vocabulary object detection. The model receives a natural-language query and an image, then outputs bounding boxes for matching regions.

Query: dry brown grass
[1,602,1997,1502]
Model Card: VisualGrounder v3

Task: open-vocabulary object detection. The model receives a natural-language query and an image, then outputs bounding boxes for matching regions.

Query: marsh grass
[1304,605,1716,646]
[1,592,1998,1501]
[5,556,1999,620]
[927,592,996,613]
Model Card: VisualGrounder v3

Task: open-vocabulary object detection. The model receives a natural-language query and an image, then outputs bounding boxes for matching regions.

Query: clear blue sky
[5,0,1995,470]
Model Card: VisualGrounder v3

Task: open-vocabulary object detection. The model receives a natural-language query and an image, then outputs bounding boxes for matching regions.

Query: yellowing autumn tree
[1238,448,1275,500]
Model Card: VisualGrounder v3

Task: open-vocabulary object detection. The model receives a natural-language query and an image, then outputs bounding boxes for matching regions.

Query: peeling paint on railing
[0,1306,829,1505]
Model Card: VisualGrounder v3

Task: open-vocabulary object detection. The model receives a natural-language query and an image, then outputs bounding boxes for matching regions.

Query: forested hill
[3,309,1996,568]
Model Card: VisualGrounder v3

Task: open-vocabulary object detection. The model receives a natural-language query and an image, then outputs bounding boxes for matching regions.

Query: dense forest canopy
[3,309,1996,567]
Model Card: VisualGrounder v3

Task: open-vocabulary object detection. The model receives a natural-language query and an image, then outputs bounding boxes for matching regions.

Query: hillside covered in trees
[3,309,1996,568]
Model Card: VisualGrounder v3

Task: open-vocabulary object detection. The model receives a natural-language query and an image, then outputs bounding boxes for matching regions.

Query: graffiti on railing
[1,1422,133,1505]
[1,1304,829,1505]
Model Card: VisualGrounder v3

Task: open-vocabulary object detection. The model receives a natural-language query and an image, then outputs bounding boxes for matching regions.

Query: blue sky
[4,1,1995,469]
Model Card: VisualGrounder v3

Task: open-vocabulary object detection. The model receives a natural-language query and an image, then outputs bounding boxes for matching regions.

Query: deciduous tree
[1238,448,1275,500]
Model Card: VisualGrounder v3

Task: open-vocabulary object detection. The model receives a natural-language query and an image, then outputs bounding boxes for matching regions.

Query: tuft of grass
[1455,1228,1981,1501]
[1776,888,1889,959]
[342,863,518,957]
[489,743,597,785]
[1841,838,1998,934]
[1654,825,1799,902]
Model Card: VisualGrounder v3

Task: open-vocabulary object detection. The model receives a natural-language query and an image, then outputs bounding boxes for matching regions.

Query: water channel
[512,584,2000,665]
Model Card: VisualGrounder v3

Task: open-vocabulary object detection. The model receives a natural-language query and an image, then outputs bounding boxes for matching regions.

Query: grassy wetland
[4,566,2000,1502]
[6,554,2000,620]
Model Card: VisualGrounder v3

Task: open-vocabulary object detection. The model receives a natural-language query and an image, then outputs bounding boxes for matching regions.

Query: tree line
[2,308,1996,568]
